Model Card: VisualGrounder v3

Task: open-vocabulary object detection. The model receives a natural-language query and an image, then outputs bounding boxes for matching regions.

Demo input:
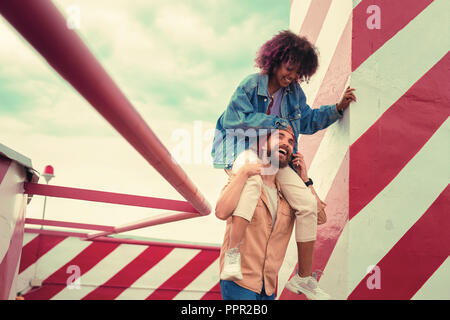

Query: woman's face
[273,61,301,88]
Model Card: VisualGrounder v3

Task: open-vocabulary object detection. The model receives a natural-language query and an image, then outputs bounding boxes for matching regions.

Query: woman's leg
[228,150,263,248]
[276,166,317,276]
[277,167,331,299]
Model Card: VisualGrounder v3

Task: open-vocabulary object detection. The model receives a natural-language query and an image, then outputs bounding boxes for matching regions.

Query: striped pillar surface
[0,151,30,300]
[280,0,449,300]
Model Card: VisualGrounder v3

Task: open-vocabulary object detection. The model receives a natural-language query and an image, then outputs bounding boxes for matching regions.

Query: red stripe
[19,234,67,274]
[350,53,450,219]
[23,182,199,213]
[279,151,349,299]
[82,246,174,300]
[146,250,219,300]
[201,282,222,300]
[298,0,333,44]
[352,0,433,71]
[0,156,11,184]
[348,185,450,299]
[24,241,120,300]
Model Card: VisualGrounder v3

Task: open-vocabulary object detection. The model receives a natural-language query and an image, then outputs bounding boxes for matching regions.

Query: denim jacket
[211,73,342,169]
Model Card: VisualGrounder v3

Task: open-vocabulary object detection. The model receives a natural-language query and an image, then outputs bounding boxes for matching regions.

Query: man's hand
[292,152,308,182]
[238,159,262,178]
[337,86,356,111]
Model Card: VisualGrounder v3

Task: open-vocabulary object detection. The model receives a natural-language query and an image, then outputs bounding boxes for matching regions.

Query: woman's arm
[296,86,356,134]
[215,163,262,220]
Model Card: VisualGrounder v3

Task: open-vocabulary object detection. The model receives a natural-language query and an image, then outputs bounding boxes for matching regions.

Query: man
[215,126,330,300]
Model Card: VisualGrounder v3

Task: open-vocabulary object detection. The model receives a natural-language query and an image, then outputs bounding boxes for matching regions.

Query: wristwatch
[304,178,313,187]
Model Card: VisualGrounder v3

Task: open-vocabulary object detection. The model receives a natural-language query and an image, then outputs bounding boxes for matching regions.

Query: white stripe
[308,111,349,200]
[319,119,450,299]
[0,161,26,263]
[8,256,22,299]
[300,0,352,106]
[350,0,449,144]
[318,223,350,300]
[17,237,91,294]
[51,244,147,300]
[353,0,363,8]
[116,248,200,300]
[412,257,450,300]
[22,233,39,247]
[289,0,313,35]
[173,258,220,300]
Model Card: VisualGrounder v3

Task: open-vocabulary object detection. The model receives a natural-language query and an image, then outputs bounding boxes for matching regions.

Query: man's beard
[266,148,291,168]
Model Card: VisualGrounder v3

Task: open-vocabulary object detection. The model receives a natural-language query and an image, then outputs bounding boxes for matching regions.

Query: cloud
[0,0,289,244]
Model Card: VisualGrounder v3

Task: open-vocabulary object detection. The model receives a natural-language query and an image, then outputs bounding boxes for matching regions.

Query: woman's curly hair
[255,30,319,83]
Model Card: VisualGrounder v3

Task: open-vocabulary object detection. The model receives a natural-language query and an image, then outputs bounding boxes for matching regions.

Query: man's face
[266,129,295,168]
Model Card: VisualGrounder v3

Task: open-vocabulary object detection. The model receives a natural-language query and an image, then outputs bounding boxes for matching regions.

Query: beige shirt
[219,177,295,296]
[263,184,278,227]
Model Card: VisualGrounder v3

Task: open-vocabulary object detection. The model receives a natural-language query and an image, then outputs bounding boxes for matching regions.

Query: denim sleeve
[222,85,289,130]
[298,103,343,134]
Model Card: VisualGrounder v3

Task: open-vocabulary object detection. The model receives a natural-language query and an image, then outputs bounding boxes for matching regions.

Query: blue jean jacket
[211,73,342,169]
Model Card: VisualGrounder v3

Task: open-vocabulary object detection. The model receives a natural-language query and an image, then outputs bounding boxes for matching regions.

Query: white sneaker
[220,248,243,281]
[286,273,331,300]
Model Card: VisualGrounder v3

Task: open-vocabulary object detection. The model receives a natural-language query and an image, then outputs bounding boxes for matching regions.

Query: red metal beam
[24,182,199,213]
[23,228,221,251]
[25,218,115,232]
[86,211,201,240]
[0,0,211,216]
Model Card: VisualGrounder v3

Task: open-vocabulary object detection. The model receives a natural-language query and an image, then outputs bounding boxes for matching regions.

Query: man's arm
[215,163,262,220]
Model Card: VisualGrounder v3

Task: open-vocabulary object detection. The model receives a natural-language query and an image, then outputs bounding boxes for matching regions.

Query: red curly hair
[255,30,319,83]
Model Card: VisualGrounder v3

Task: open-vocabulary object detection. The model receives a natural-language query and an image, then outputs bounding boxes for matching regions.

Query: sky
[0,0,290,245]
